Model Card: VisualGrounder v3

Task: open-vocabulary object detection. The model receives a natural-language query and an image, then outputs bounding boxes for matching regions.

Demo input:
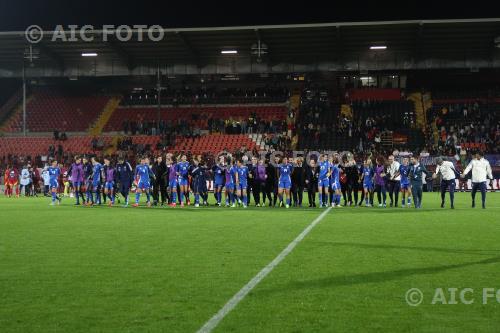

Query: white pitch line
[197,207,333,333]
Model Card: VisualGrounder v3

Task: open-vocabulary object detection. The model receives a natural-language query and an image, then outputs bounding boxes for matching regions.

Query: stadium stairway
[407,92,426,131]
[0,95,34,133]
[88,96,122,136]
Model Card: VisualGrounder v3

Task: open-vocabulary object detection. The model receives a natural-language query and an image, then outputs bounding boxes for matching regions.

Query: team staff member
[461,151,493,209]
[152,155,167,206]
[291,157,305,207]
[305,159,318,207]
[386,155,401,207]
[409,156,431,209]
[433,157,458,209]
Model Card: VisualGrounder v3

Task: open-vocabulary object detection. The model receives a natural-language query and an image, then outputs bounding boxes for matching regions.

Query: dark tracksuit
[152,161,167,205]
[305,165,318,207]
[83,163,93,203]
[409,163,431,208]
[291,165,305,206]
[116,161,133,203]
[344,164,360,205]
[247,163,257,206]
[265,164,278,206]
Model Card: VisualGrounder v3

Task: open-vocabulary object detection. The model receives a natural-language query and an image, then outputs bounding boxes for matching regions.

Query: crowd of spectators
[122,85,289,106]
[425,101,500,155]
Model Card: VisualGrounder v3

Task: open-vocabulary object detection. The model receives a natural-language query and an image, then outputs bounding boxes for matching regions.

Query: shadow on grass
[313,241,500,256]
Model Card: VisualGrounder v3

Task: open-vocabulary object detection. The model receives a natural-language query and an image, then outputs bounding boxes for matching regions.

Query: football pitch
[1,193,499,332]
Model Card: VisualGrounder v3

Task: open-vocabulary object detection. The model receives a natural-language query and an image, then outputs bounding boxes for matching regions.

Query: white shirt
[463,158,493,183]
[435,161,456,180]
[20,168,30,186]
[388,161,401,181]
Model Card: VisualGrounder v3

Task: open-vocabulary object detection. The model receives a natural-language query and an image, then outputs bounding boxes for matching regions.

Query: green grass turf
[0,192,499,332]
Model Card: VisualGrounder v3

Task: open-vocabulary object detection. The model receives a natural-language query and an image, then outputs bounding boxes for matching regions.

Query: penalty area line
[196,207,333,333]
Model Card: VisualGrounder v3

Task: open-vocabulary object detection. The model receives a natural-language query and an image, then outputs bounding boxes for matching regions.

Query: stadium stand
[104,106,288,133]
[2,88,113,133]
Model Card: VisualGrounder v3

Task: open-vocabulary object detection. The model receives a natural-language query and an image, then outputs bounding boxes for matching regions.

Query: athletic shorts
[400,182,411,190]
[50,180,59,189]
[225,182,235,191]
[278,179,291,189]
[72,181,81,188]
[318,178,330,187]
[363,183,374,191]
[178,178,188,186]
[137,181,151,190]
[214,180,224,188]
[331,181,341,191]
[6,180,18,186]
[92,180,101,189]
[169,179,178,189]
[105,181,114,190]
[237,182,247,190]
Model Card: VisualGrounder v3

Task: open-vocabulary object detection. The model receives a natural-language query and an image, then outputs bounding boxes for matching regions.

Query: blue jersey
[362,166,374,186]
[319,161,331,180]
[229,165,238,184]
[135,164,152,183]
[176,162,190,180]
[48,166,61,182]
[92,163,102,182]
[237,165,248,184]
[399,164,410,184]
[212,164,225,185]
[279,164,293,182]
[331,164,340,184]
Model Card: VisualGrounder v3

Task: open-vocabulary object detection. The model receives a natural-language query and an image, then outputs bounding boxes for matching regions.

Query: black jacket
[152,161,167,183]
[305,165,318,186]
[291,165,305,187]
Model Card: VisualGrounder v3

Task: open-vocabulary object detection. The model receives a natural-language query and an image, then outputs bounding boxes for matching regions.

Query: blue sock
[75,191,79,204]
[243,195,247,206]
[318,192,322,205]
[135,192,140,204]
[337,194,341,205]
[286,198,290,206]
[172,192,176,204]
[146,192,150,203]
[111,194,115,204]
[279,194,283,203]
[51,192,56,202]
[124,195,128,204]
[195,194,199,204]
[408,197,411,205]
[180,192,184,203]
[229,192,234,204]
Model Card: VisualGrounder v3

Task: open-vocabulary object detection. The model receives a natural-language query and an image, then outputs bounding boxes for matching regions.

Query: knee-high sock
[51,191,57,203]
[146,191,151,203]
[243,195,247,206]
[135,192,141,204]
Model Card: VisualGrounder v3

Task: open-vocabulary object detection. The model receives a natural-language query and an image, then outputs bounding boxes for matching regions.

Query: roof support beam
[38,43,65,72]
[175,32,202,68]
[106,38,136,70]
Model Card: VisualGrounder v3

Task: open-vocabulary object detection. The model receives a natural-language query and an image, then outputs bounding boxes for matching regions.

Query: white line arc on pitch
[197,207,333,333]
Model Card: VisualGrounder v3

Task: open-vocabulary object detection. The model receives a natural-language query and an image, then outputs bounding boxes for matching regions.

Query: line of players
[37,152,442,209]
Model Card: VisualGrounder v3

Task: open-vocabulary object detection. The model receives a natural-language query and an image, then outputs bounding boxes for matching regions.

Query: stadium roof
[0,18,499,73]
